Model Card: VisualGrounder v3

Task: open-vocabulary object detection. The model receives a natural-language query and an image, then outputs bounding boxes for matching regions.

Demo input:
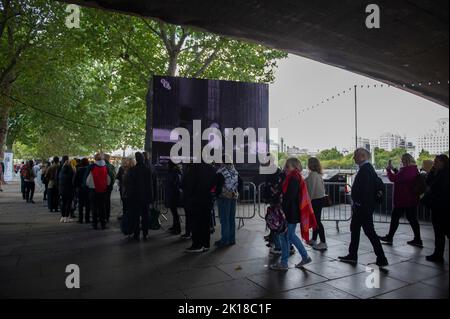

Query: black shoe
[407,239,423,248]
[338,255,358,264]
[379,235,393,245]
[101,225,106,230]
[78,220,83,224]
[143,235,148,241]
[185,246,204,253]
[92,224,98,230]
[426,254,445,263]
[133,235,140,241]
[180,233,191,240]
[170,229,181,235]
[376,257,389,267]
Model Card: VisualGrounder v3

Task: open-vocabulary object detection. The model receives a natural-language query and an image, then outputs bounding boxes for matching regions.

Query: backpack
[375,176,385,203]
[21,167,31,180]
[265,205,287,233]
[413,174,427,196]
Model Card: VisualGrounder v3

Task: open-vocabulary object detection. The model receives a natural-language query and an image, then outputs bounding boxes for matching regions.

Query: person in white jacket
[305,157,328,251]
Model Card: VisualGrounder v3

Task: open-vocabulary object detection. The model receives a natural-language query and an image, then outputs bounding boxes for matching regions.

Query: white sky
[269,54,449,152]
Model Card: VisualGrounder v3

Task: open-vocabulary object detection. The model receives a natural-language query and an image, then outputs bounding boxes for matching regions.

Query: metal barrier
[321,182,353,231]
[257,182,352,231]
[373,183,432,224]
[155,177,432,231]
[235,182,257,229]
[256,181,431,232]
[154,177,257,229]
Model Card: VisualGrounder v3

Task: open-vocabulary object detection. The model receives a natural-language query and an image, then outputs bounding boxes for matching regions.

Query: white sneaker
[68,218,75,223]
[59,217,64,223]
[313,242,328,251]
[63,217,68,223]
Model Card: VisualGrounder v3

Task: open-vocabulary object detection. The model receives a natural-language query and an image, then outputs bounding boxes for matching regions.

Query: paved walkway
[0,181,448,299]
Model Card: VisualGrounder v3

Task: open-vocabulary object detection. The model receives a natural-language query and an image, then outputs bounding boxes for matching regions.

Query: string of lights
[273,79,449,124]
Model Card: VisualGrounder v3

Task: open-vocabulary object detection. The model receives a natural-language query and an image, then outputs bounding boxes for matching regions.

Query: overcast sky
[269,54,449,152]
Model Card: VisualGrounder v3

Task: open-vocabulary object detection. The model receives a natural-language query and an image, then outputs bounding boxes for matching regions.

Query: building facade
[417,118,449,155]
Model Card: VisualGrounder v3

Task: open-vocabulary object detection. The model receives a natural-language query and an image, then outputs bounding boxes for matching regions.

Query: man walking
[339,148,388,267]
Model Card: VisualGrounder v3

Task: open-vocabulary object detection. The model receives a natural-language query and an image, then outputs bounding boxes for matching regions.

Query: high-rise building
[417,118,449,155]
[349,137,371,152]
[378,133,404,151]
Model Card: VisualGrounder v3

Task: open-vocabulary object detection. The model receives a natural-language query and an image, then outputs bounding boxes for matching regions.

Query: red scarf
[282,170,317,241]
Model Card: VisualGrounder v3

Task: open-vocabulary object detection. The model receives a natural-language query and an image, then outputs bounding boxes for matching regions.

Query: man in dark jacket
[126,152,154,240]
[58,156,75,222]
[143,151,158,201]
[339,148,388,267]
[74,158,91,223]
[183,162,217,252]
[165,160,182,235]
[104,154,116,223]
[424,154,449,263]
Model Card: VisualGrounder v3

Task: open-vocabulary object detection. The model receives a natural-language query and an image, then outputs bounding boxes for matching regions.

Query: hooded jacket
[86,160,111,193]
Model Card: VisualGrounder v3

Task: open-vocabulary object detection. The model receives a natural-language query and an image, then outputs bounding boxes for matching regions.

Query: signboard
[3,152,13,182]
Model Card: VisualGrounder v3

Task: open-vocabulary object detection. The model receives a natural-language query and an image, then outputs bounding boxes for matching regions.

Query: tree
[0,0,83,158]
[2,3,287,158]
[318,148,343,161]
[417,149,435,165]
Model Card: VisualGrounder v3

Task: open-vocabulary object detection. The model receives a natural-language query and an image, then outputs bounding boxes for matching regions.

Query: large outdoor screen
[148,75,269,171]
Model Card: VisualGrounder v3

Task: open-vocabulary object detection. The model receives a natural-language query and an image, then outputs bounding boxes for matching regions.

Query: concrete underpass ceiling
[63,0,449,107]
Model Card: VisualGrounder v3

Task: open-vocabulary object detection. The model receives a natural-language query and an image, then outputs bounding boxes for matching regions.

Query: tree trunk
[167,52,178,77]
[0,84,13,160]
[144,77,154,154]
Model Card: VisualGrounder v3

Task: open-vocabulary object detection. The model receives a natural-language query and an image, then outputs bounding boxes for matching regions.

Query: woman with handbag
[305,157,328,251]
[215,155,242,248]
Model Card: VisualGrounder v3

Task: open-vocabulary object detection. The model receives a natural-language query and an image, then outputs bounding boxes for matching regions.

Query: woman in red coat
[379,153,422,247]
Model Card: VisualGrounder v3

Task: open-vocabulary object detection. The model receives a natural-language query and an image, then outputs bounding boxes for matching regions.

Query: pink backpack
[265,205,287,233]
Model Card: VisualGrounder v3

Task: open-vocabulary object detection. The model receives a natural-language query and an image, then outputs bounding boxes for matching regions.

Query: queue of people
[9,149,449,271]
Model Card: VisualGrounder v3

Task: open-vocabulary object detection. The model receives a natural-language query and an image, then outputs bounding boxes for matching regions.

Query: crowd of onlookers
[3,149,449,269]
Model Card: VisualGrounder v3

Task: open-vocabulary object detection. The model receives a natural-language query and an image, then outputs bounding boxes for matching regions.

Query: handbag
[321,195,333,207]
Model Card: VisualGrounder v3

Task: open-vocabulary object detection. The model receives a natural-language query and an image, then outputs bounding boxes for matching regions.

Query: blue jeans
[280,223,309,266]
[217,198,237,245]
[272,232,281,250]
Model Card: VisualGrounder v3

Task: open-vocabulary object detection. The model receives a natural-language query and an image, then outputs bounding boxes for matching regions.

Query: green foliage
[417,149,436,165]
[1,1,287,158]
[318,148,343,161]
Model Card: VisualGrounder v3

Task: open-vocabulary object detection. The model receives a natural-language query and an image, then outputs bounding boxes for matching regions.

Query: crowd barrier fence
[155,177,432,231]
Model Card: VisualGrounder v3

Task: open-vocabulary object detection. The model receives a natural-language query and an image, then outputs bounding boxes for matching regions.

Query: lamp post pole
[354,85,358,150]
